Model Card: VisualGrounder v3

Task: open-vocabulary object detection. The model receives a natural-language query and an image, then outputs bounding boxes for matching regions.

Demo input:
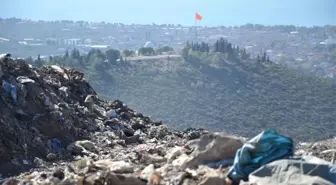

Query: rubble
[0,55,335,185]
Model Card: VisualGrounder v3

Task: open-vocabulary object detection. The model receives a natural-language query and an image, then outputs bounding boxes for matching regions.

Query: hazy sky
[1,0,335,26]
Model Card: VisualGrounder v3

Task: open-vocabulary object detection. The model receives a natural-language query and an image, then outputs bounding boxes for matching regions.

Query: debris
[76,140,96,152]
[139,164,155,181]
[183,132,243,169]
[196,165,227,185]
[249,158,336,185]
[94,160,134,173]
[16,76,35,84]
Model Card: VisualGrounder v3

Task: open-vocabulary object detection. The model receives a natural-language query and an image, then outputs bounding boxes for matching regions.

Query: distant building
[19,38,43,46]
[64,38,82,46]
[46,38,62,45]
[319,38,336,45]
[0,37,9,42]
[84,39,92,44]
[144,41,156,48]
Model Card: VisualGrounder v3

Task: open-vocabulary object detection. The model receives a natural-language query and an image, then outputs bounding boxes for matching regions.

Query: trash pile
[0,54,335,185]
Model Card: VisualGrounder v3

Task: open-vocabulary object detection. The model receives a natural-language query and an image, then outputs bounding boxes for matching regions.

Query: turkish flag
[196,13,202,21]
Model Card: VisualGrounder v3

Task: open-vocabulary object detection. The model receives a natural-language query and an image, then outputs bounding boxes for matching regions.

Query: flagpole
[195,13,198,43]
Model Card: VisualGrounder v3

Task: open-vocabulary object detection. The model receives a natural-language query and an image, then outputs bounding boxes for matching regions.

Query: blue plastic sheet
[2,80,17,104]
[109,109,120,119]
[227,129,295,182]
[48,138,61,154]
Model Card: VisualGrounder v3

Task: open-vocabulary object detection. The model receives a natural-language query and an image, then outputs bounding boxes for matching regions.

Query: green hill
[40,39,336,141]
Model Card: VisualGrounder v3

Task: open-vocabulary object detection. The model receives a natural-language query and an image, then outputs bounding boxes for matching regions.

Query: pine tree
[64,50,69,58]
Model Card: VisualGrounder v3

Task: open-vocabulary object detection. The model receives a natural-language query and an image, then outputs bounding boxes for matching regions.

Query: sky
[1,0,335,26]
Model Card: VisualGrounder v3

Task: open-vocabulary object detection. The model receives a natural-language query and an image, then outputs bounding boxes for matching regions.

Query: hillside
[83,42,335,142]
[24,39,336,142]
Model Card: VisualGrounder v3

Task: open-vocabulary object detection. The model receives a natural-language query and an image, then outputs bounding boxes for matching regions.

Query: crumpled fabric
[227,129,295,182]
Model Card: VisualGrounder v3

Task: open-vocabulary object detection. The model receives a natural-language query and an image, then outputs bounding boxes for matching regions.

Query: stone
[183,133,243,169]
[94,160,134,173]
[105,172,146,185]
[52,169,65,180]
[76,140,96,152]
[172,154,190,167]
[139,164,155,181]
[165,146,183,162]
[46,153,57,161]
[148,172,161,185]
[67,143,84,155]
[2,178,20,185]
[141,154,166,165]
[124,135,140,144]
[149,125,169,139]
[197,166,227,185]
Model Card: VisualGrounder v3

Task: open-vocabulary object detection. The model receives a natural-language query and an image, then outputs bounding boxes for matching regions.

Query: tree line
[182,37,270,64]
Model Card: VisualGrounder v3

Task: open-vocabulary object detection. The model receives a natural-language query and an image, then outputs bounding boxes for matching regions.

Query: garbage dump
[0,54,335,185]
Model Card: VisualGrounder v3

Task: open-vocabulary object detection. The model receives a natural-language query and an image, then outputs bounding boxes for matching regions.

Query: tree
[156,46,174,54]
[25,56,34,64]
[34,54,43,67]
[64,50,69,58]
[105,48,120,63]
[138,47,155,56]
[262,52,267,62]
[71,48,80,60]
[122,49,135,57]
[182,44,191,60]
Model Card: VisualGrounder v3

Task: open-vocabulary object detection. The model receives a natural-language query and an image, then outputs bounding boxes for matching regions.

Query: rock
[148,172,161,185]
[139,164,155,181]
[141,154,166,165]
[2,178,19,185]
[125,135,141,144]
[115,140,127,147]
[171,172,189,185]
[183,128,208,140]
[153,121,163,126]
[183,133,243,168]
[72,158,93,174]
[197,166,227,185]
[46,153,57,161]
[96,160,134,173]
[67,145,83,155]
[149,125,170,139]
[172,154,190,167]
[82,171,105,185]
[105,172,146,185]
[76,140,96,152]
[120,112,131,120]
[132,121,146,130]
[165,146,183,162]
[33,157,44,167]
[52,169,65,180]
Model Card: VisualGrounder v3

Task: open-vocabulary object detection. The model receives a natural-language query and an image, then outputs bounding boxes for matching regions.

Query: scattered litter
[16,76,35,84]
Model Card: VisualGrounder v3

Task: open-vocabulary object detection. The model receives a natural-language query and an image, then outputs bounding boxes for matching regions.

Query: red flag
[196,13,202,21]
